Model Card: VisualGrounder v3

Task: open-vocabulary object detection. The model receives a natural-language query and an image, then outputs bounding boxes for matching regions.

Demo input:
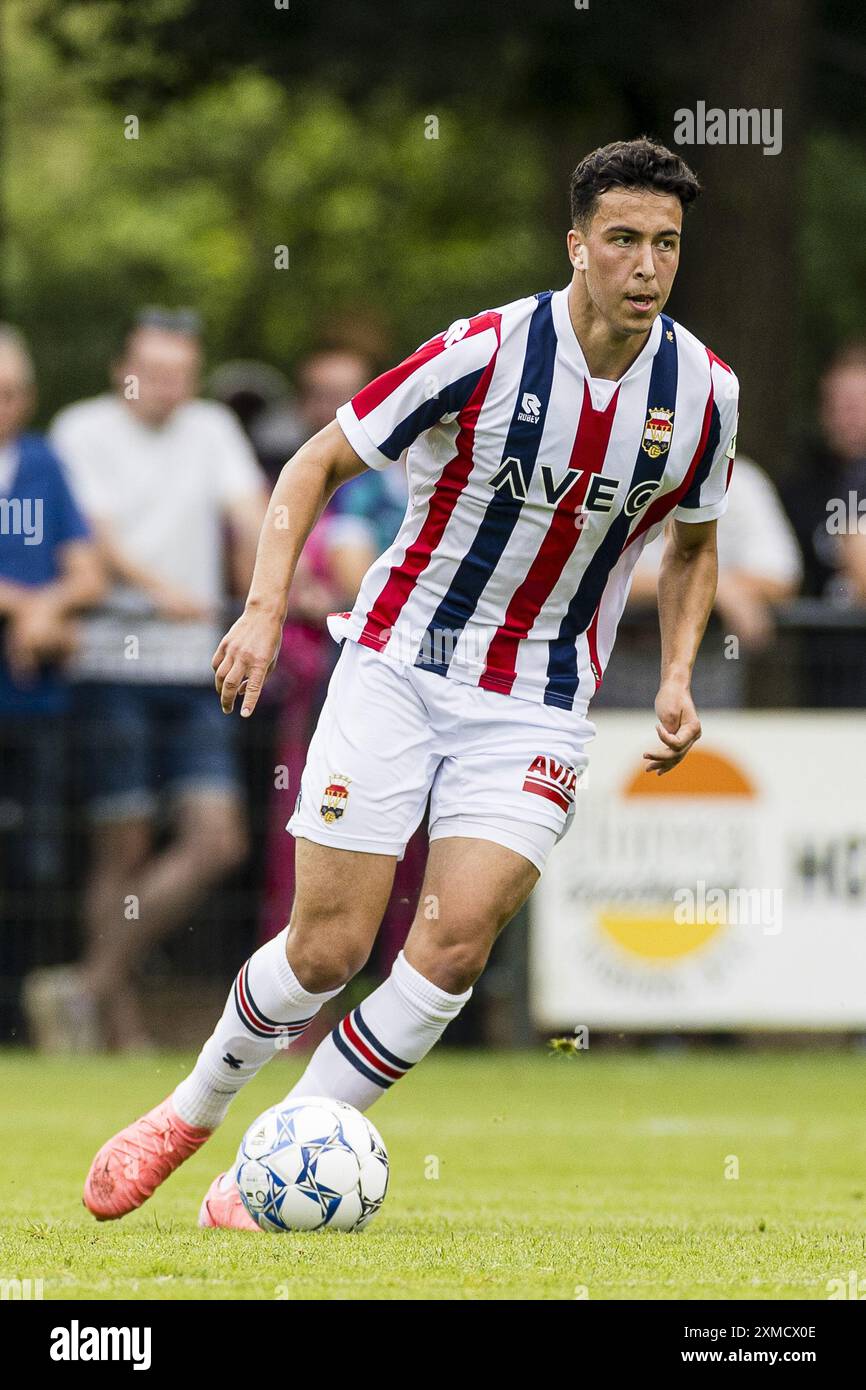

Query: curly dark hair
[569,138,701,228]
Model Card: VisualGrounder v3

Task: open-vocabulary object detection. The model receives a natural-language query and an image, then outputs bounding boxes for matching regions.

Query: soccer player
[83,137,739,1228]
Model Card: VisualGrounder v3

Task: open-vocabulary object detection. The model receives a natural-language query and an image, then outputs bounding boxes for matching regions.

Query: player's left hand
[643,681,701,775]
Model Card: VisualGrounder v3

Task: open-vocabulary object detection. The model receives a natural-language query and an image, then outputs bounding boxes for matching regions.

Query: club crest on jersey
[320,774,351,824]
[522,754,580,814]
[642,407,674,458]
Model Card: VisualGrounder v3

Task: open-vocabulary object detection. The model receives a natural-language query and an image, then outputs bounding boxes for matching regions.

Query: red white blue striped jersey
[333,286,739,714]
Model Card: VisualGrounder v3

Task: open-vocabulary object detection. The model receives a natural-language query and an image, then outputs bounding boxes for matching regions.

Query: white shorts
[287,639,594,875]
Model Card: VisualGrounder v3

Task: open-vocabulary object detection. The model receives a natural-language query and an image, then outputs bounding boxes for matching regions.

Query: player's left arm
[644,517,718,774]
[645,363,739,774]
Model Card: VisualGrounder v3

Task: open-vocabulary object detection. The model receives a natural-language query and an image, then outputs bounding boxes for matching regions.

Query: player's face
[119,328,202,426]
[569,189,683,337]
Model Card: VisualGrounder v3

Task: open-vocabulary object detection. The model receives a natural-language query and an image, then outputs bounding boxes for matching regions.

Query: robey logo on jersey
[517,391,543,424]
[489,454,663,517]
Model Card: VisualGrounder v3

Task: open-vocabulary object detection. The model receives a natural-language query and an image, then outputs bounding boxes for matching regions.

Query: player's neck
[566,279,652,383]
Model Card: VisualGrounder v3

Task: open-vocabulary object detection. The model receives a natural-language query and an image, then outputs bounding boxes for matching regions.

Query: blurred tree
[3,4,556,417]
[6,0,866,474]
[668,0,810,478]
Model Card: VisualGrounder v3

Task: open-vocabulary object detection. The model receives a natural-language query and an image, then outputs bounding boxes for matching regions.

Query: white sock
[283,950,472,1113]
[173,927,343,1128]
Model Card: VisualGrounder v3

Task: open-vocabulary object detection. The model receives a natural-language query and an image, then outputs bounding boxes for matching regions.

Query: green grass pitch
[1,1048,865,1300]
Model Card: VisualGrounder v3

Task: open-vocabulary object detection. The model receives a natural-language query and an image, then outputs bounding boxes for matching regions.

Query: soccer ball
[235,1096,389,1233]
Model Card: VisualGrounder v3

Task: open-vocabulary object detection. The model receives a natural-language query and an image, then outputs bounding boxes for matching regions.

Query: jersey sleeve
[335,311,501,470]
[674,360,739,523]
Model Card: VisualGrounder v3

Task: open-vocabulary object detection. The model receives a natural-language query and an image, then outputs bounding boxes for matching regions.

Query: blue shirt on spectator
[0,433,90,715]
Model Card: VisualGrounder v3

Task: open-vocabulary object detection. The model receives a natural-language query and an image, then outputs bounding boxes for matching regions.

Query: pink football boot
[198,1171,260,1231]
[83,1096,212,1220]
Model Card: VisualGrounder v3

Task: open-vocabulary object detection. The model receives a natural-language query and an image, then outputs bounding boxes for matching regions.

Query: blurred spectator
[332,459,409,558]
[780,346,866,705]
[783,345,866,603]
[337,464,429,981]
[211,340,421,975]
[0,325,104,1042]
[251,347,374,481]
[35,309,267,1050]
[259,512,377,944]
[304,346,414,549]
[207,359,290,447]
[255,346,382,944]
[596,454,801,709]
[207,349,383,946]
[258,345,421,974]
[631,455,802,641]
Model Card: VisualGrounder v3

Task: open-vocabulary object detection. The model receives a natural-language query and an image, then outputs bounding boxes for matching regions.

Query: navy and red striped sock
[283,950,472,1113]
[173,926,343,1129]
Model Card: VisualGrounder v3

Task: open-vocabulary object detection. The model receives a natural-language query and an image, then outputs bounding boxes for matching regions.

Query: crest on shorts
[642,407,674,458]
[320,774,351,825]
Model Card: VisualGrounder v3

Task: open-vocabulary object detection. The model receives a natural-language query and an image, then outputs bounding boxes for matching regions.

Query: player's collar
[551,285,662,386]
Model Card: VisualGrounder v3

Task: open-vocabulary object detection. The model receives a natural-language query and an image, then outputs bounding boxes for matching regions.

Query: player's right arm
[215,308,501,716]
[212,419,367,717]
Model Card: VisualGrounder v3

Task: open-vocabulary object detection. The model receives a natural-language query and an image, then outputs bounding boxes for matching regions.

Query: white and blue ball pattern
[235,1097,389,1233]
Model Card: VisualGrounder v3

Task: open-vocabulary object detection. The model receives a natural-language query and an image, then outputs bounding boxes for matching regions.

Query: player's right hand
[212,606,283,717]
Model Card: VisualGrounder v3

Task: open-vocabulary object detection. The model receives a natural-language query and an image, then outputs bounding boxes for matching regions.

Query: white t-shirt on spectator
[51,394,265,683]
[633,455,802,588]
